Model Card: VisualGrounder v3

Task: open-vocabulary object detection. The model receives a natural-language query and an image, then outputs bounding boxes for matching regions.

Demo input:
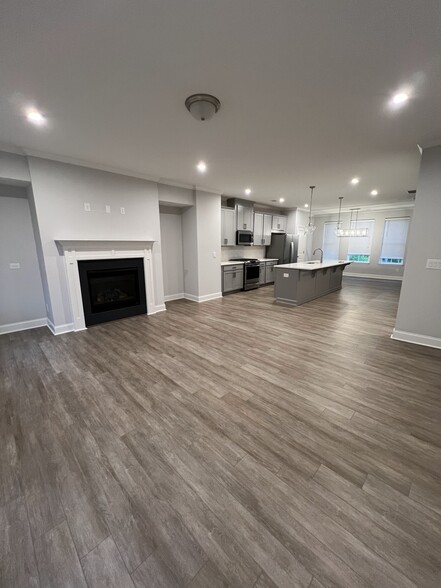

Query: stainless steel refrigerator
[265,233,298,264]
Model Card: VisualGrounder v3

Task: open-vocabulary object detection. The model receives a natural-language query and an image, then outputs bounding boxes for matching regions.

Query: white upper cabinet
[254,212,273,245]
[263,213,272,245]
[221,207,236,246]
[272,215,287,232]
[254,212,264,246]
[236,204,254,231]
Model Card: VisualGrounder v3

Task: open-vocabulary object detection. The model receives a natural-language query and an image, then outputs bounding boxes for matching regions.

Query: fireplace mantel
[55,239,164,332]
[56,239,156,252]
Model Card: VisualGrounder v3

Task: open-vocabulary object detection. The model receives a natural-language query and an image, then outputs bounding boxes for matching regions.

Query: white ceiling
[1,0,440,208]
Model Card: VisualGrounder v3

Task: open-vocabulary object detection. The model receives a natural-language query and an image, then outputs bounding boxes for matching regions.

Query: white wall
[394,145,441,348]
[158,184,194,207]
[311,206,413,278]
[195,190,222,298]
[27,157,165,329]
[160,211,184,299]
[0,195,46,329]
[0,151,31,185]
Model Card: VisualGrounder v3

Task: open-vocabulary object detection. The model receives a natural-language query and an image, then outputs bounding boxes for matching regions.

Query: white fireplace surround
[56,240,166,332]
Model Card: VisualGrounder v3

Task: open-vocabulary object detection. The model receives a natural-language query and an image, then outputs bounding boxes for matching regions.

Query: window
[347,220,375,263]
[379,217,410,265]
[322,222,339,261]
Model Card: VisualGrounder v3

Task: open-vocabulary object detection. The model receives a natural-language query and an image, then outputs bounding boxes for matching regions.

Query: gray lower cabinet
[259,263,266,285]
[222,265,244,294]
[265,261,277,284]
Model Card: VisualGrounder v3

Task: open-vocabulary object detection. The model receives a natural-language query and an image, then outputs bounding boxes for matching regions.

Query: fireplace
[78,258,147,326]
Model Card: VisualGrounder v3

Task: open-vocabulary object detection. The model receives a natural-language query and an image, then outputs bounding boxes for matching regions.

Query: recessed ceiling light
[245,188,251,196]
[279,198,285,203]
[26,109,46,126]
[392,92,409,105]
[304,203,309,208]
[196,161,207,173]
[351,177,360,185]
[370,189,378,196]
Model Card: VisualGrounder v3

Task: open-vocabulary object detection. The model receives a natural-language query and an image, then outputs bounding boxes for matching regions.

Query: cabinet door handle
[224,238,228,245]
[244,224,247,229]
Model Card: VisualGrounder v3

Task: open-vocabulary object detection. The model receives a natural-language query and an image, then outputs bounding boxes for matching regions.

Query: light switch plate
[120,207,126,215]
[283,273,289,278]
[9,262,20,269]
[105,205,111,213]
[84,202,91,212]
[426,258,441,270]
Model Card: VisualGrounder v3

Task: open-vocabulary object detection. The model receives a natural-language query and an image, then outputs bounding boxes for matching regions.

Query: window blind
[322,222,339,260]
[379,217,410,264]
[347,220,375,263]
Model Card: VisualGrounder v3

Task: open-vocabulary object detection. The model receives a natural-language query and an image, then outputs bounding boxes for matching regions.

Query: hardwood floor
[1,278,441,587]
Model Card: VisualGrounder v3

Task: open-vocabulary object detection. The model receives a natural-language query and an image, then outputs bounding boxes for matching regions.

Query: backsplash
[221,245,266,261]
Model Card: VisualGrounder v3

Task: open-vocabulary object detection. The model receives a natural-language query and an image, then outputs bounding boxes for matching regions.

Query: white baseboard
[184,292,223,303]
[147,304,167,315]
[344,272,403,281]
[164,293,185,302]
[0,317,47,335]
[47,319,75,335]
[391,329,441,350]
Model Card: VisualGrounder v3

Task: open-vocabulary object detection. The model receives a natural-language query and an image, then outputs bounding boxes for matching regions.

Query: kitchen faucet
[313,248,323,263]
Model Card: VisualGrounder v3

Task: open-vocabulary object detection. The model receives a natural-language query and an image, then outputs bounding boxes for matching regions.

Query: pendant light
[336,202,368,237]
[302,185,316,235]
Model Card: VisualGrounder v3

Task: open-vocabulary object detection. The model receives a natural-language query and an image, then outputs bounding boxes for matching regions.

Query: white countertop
[221,261,245,266]
[258,258,278,262]
[275,260,351,271]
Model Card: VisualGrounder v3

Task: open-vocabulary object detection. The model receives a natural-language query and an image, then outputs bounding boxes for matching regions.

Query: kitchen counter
[258,258,278,262]
[275,260,350,271]
[274,260,351,305]
[221,261,245,266]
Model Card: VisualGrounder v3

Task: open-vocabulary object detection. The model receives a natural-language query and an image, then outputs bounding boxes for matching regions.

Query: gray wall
[311,207,413,278]
[27,157,165,328]
[394,145,441,346]
[182,204,199,298]
[0,195,46,327]
[0,151,31,184]
[195,190,222,298]
[160,211,184,299]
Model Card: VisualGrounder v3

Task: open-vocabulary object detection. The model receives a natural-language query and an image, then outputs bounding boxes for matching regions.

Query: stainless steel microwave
[236,230,254,245]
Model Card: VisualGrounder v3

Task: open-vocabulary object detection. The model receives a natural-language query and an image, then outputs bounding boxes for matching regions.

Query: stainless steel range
[230,258,260,290]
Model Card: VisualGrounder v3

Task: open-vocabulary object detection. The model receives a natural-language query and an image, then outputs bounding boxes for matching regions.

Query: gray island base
[274,260,351,306]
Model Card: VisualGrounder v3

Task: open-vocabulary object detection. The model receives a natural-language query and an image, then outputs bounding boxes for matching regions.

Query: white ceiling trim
[313,201,415,216]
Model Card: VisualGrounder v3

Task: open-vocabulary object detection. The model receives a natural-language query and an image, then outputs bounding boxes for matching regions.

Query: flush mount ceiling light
[392,92,409,105]
[26,109,46,126]
[350,177,360,185]
[279,197,285,203]
[301,186,316,235]
[336,197,368,237]
[185,94,221,121]
[304,203,309,208]
[370,189,378,196]
[196,160,207,173]
[245,188,252,196]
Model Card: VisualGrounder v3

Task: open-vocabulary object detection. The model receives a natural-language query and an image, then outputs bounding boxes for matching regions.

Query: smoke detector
[185,94,221,121]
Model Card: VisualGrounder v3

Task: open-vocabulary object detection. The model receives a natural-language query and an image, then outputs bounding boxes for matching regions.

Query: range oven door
[244,263,260,290]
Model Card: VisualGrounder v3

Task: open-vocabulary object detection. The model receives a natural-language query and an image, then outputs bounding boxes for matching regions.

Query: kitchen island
[274,260,351,305]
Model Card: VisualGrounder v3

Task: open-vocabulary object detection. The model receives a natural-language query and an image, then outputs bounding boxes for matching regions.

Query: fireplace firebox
[78,258,147,326]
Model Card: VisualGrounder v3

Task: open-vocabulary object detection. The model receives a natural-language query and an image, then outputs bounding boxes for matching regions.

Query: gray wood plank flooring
[1,279,441,587]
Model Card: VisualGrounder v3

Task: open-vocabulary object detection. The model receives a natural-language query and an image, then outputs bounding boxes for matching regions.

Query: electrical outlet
[9,262,20,269]
[120,207,126,215]
[426,258,441,270]
[105,205,111,214]
[84,202,91,212]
